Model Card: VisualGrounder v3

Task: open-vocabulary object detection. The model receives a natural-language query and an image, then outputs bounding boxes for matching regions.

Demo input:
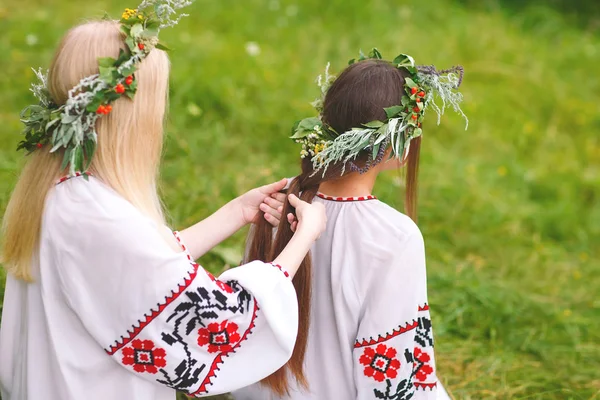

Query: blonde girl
[0,11,326,400]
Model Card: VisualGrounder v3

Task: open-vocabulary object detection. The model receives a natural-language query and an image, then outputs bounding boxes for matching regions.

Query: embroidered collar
[56,171,92,185]
[316,192,377,202]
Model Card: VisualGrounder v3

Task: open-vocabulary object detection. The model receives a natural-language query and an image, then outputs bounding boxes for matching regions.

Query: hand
[259,192,287,227]
[238,178,288,225]
[287,194,327,240]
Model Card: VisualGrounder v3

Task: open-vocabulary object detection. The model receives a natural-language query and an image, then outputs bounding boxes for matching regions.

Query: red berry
[411,114,418,120]
[413,106,420,112]
[138,43,145,50]
[418,123,422,127]
[416,98,421,103]
[36,143,43,149]
[97,105,106,114]
[125,75,134,85]
[115,84,125,94]
[418,91,425,97]
[105,105,113,114]
[410,87,418,95]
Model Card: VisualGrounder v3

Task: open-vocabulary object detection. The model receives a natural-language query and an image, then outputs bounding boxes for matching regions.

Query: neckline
[56,172,92,185]
[316,192,377,202]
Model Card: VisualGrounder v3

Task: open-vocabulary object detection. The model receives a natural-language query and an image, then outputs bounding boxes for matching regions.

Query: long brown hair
[247,59,421,395]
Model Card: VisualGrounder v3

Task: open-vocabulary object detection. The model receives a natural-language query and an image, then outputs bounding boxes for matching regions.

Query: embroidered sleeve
[53,211,297,396]
[353,231,438,400]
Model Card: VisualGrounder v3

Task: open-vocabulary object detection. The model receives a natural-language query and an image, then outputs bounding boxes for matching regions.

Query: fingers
[260,178,288,195]
[259,202,282,220]
[287,213,297,232]
[287,193,300,208]
[263,211,279,227]
[264,195,284,211]
[270,192,286,203]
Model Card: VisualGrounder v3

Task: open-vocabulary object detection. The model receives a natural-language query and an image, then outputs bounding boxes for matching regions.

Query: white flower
[245,42,261,57]
[25,34,38,46]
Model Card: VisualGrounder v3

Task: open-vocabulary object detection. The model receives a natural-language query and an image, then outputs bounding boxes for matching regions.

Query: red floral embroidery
[359,343,401,382]
[197,320,241,353]
[413,347,434,381]
[121,339,167,374]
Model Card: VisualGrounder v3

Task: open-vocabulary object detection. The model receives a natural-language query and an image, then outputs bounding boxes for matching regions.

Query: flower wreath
[17,0,194,176]
[291,48,469,176]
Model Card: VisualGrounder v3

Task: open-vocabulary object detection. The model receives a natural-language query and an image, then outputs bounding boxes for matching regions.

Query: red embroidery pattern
[415,382,437,390]
[105,232,200,355]
[55,172,92,185]
[359,344,401,382]
[121,339,167,374]
[413,347,434,382]
[271,263,290,278]
[192,299,260,395]
[354,320,418,348]
[317,192,377,202]
[197,320,242,353]
[173,231,237,292]
[418,304,429,312]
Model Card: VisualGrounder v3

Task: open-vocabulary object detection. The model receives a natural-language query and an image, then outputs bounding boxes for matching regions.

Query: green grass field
[1,0,599,399]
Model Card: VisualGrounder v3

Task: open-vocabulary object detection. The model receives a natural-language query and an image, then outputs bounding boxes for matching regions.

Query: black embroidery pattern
[153,279,253,393]
[367,306,437,399]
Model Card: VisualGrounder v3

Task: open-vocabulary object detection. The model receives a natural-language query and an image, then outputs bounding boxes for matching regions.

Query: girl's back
[235,194,438,399]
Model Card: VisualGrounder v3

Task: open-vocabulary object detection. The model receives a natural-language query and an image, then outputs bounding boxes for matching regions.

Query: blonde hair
[2,20,170,281]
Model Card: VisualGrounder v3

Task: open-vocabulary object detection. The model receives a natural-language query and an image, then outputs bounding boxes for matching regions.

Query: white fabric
[0,176,298,400]
[234,195,447,400]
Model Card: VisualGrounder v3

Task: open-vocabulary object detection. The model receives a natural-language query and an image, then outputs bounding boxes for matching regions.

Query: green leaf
[141,27,159,39]
[412,127,423,138]
[83,139,96,170]
[372,143,381,160]
[348,58,355,65]
[155,42,171,51]
[298,117,321,131]
[125,37,135,52]
[116,48,131,65]
[363,120,384,128]
[130,23,144,38]
[99,66,116,84]
[61,114,78,124]
[124,91,135,100]
[384,106,404,118]
[290,128,310,139]
[61,148,72,171]
[120,24,131,36]
[369,48,382,59]
[405,77,417,89]
[401,95,411,106]
[120,64,137,77]
[98,57,116,68]
[74,146,84,172]
[392,53,415,68]
[374,129,389,144]
[145,19,160,30]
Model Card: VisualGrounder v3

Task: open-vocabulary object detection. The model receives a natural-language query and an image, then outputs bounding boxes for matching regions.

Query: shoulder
[44,176,159,246]
[362,200,424,250]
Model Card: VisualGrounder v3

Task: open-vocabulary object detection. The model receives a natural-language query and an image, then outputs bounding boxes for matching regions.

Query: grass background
[1,0,599,399]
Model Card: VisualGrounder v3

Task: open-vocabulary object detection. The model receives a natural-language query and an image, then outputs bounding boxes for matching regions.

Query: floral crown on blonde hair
[17,0,194,176]
[292,48,469,176]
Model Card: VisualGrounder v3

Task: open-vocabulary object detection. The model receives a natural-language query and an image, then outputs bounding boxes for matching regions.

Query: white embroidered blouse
[234,193,445,400]
[0,175,298,400]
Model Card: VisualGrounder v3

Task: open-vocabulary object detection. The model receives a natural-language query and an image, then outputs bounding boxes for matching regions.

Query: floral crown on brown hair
[291,48,468,176]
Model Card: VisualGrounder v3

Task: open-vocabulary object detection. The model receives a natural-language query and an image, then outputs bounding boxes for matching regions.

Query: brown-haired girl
[235,50,467,400]
[0,4,327,399]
